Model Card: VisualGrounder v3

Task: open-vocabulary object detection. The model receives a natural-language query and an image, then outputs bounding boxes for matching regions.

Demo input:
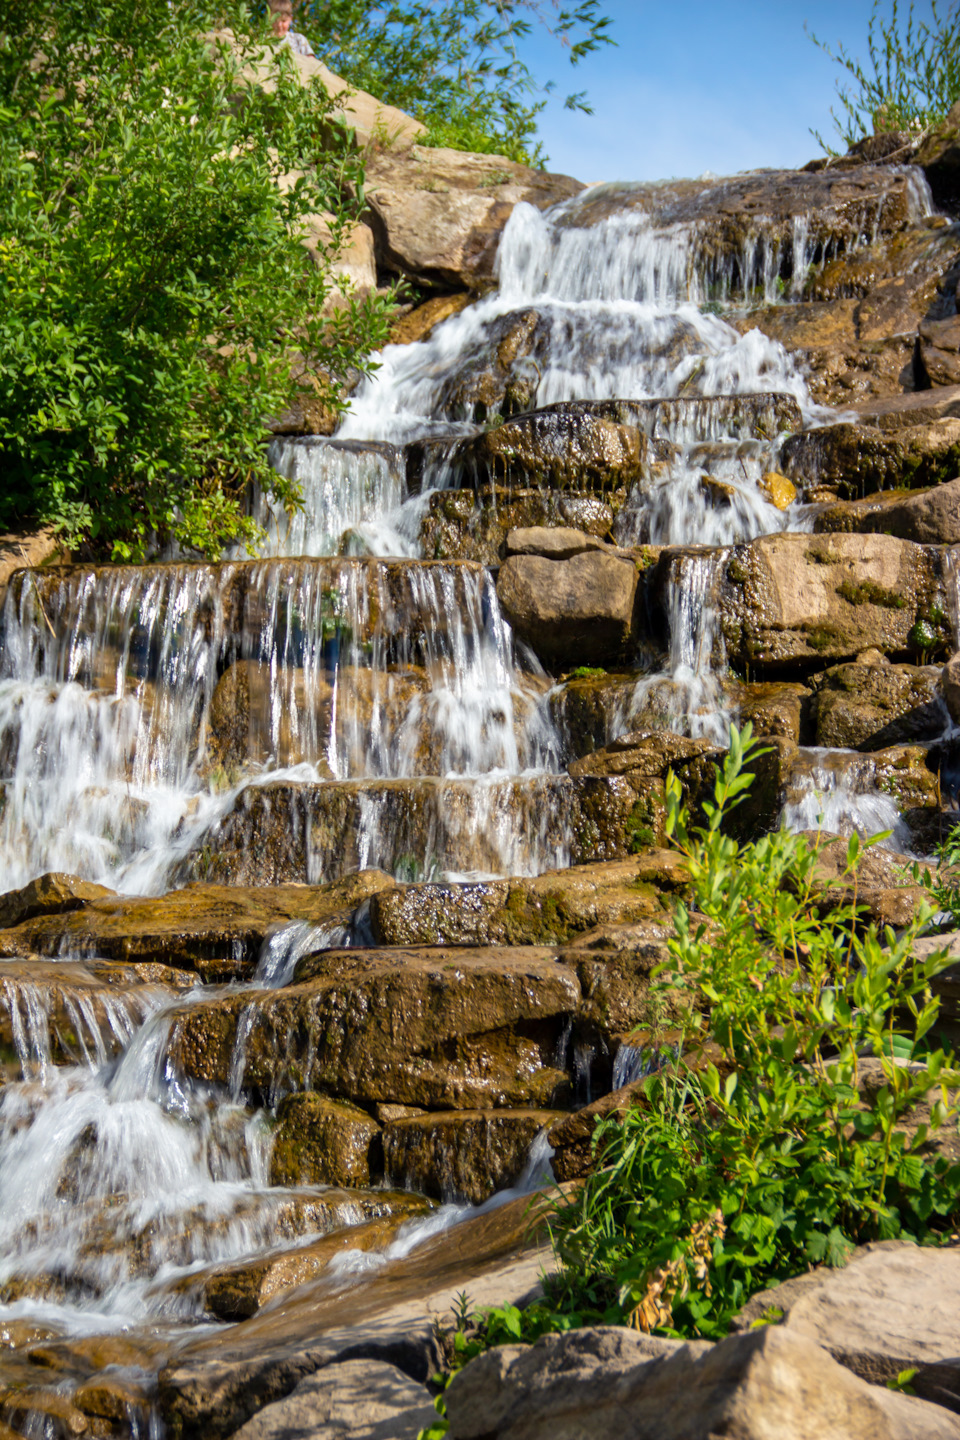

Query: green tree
[0,0,391,560]
[809,0,960,153]
[300,0,615,165]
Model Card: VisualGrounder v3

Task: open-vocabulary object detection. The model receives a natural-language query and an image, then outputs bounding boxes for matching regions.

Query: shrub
[0,0,391,559]
[809,0,960,153]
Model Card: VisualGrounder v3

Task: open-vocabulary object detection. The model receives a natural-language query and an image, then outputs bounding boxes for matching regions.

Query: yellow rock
[761,471,797,510]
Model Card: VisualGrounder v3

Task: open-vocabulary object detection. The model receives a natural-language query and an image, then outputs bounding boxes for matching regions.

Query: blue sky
[521,1,932,182]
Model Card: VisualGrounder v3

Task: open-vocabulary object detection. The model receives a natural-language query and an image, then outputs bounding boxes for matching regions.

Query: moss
[569,666,607,680]
[806,622,846,653]
[836,578,906,609]
[727,558,749,586]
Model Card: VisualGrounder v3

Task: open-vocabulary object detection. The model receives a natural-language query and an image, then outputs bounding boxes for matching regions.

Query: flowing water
[0,166,937,1434]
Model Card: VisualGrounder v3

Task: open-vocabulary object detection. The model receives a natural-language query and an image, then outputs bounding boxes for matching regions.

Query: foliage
[0,0,391,559]
[809,0,960,153]
[301,0,615,165]
[915,823,960,927]
[537,726,960,1339]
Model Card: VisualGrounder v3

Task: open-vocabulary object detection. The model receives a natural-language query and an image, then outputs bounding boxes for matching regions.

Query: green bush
[301,0,615,166]
[0,0,391,559]
[809,0,960,153]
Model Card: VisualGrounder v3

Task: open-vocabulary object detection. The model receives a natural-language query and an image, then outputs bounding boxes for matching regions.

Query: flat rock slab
[444,1323,960,1440]
[229,1358,437,1440]
[158,1191,556,1440]
[736,1241,960,1409]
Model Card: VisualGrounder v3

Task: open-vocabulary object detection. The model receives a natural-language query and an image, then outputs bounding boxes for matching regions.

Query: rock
[759,471,797,509]
[719,532,952,670]
[802,830,933,928]
[809,662,944,749]
[914,931,960,1025]
[168,947,582,1109]
[852,384,960,432]
[383,1109,563,1204]
[914,99,960,213]
[822,478,960,545]
[0,873,116,930]
[735,1241,960,1410]
[548,670,649,760]
[362,146,582,290]
[389,292,472,346]
[782,420,960,501]
[158,1191,555,1440]
[269,1094,382,1188]
[418,488,621,567]
[444,1322,960,1440]
[365,856,686,948]
[504,528,609,561]
[227,1358,437,1440]
[943,653,960,724]
[460,407,647,492]
[0,528,65,613]
[496,551,640,668]
[0,875,394,980]
[735,682,811,742]
[548,1080,648,1182]
[920,315,960,387]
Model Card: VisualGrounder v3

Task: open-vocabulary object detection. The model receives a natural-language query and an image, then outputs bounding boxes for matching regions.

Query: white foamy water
[781,749,916,853]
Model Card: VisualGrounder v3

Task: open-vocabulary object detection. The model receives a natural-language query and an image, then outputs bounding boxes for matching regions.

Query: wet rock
[362,146,582,291]
[169,947,581,1109]
[228,1357,437,1440]
[920,315,960,387]
[810,662,944,749]
[0,875,393,980]
[0,528,65,614]
[460,408,647,492]
[782,419,960,501]
[851,477,960,544]
[547,1079,650,1183]
[389,292,472,346]
[0,873,116,930]
[365,856,684,949]
[73,1377,148,1425]
[383,1109,562,1204]
[734,1241,960,1410]
[735,682,811,742]
[548,671,646,759]
[158,1190,555,1440]
[943,652,960,724]
[417,487,620,566]
[719,532,952,670]
[803,831,933,928]
[851,384,960,432]
[496,551,640,667]
[270,1094,382,1188]
[200,1217,422,1322]
[443,1323,960,1440]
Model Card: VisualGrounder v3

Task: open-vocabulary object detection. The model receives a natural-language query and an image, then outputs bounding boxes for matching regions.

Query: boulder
[819,478,960,545]
[417,488,621,568]
[0,873,116,930]
[809,662,944,749]
[459,408,648,492]
[913,99,960,213]
[736,682,812,742]
[943,652,960,724]
[548,671,652,760]
[504,528,609,561]
[444,1323,960,1440]
[383,1109,562,1204]
[269,1094,382,1188]
[389,292,473,346]
[719,532,952,670]
[496,551,640,668]
[920,315,960,387]
[362,146,582,290]
[168,947,582,1109]
[852,384,960,432]
[735,1242,960,1410]
[782,420,960,501]
[227,1358,437,1440]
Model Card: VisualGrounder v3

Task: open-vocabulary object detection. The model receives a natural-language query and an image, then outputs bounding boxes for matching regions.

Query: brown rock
[0,873,116,930]
[269,1094,382,1188]
[463,408,647,492]
[0,528,66,613]
[383,1109,563,1204]
[810,662,944,749]
[943,652,960,724]
[920,315,960,386]
[227,1358,437,1440]
[504,527,609,560]
[913,98,960,212]
[389,292,472,346]
[782,419,960,501]
[496,551,639,667]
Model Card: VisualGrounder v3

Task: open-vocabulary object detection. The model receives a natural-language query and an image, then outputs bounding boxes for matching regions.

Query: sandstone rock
[365,856,684,949]
[383,1109,562,1204]
[735,682,811,742]
[362,146,582,290]
[547,1080,648,1182]
[389,292,473,346]
[943,652,960,724]
[809,662,944,749]
[852,384,960,432]
[418,487,620,567]
[0,528,65,613]
[158,1191,555,1440]
[914,99,960,212]
[735,1241,960,1410]
[832,478,960,545]
[920,315,960,387]
[460,408,647,492]
[504,528,609,560]
[228,1358,437,1440]
[782,420,960,501]
[802,830,933,928]
[0,875,393,980]
[719,532,951,670]
[0,873,116,930]
[270,1094,382,1188]
[168,947,581,1109]
[548,671,649,760]
[496,551,639,667]
[444,1323,960,1440]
